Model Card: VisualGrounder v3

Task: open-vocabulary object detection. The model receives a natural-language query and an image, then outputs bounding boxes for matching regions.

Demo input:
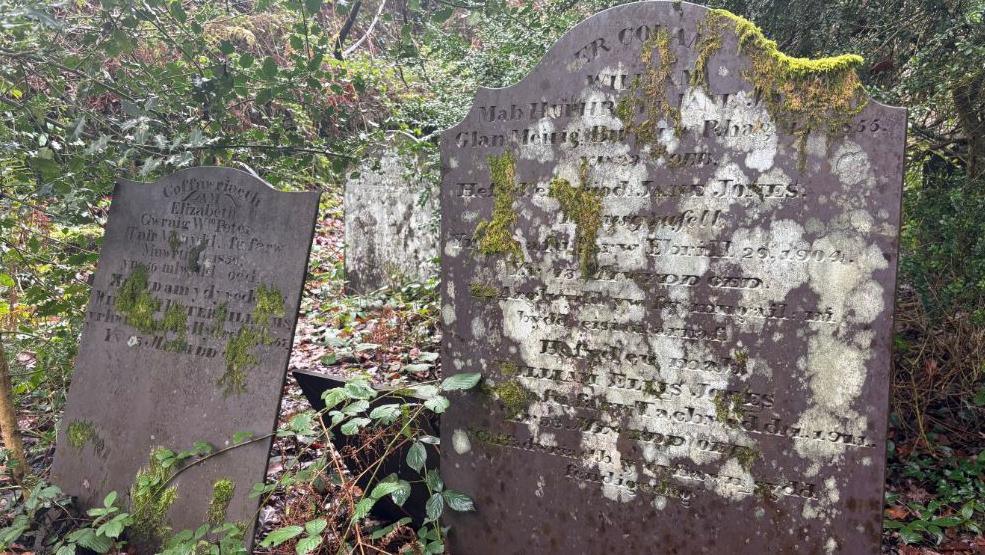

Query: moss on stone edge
[207,479,235,526]
[218,284,285,396]
[469,281,499,299]
[211,302,229,337]
[697,9,867,162]
[712,390,746,424]
[734,445,760,471]
[67,420,96,449]
[549,162,603,278]
[115,264,160,333]
[129,448,178,551]
[616,28,681,145]
[473,151,523,262]
[499,360,519,377]
[492,380,532,419]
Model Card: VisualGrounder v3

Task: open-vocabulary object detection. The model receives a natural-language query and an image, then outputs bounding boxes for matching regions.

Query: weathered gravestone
[440,2,905,553]
[52,167,319,548]
[345,147,439,292]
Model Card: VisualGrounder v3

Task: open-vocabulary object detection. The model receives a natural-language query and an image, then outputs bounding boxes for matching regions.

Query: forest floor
[2,197,983,554]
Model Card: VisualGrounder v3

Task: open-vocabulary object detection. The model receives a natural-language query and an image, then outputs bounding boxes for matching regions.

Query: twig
[343,0,388,58]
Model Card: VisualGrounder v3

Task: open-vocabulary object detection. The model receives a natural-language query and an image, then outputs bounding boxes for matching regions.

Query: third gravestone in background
[52,168,319,548]
[440,2,905,554]
[345,146,439,293]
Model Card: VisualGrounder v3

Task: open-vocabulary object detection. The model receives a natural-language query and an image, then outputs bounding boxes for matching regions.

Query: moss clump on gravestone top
[549,162,603,278]
[207,478,235,526]
[114,264,161,333]
[472,151,524,263]
[219,284,285,396]
[694,9,867,161]
[129,448,178,551]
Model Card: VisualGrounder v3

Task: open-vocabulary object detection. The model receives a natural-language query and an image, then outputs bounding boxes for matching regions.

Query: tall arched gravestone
[439,2,905,554]
[52,168,319,549]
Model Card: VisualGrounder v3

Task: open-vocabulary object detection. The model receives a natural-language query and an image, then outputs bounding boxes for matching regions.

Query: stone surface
[52,167,319,546]
[344,147,439,292]
[439,2,905,554]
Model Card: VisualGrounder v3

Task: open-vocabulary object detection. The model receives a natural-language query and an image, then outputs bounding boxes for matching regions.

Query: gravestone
[439,2,905,554]
[52,167,319,547]
[344,147,439,292]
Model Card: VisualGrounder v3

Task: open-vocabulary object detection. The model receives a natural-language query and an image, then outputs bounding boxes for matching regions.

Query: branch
[343,0,387,58]
[334,0,364,60]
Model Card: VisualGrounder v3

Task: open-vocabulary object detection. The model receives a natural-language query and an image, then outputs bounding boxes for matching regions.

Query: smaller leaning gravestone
[344,147,439,293]
[440,1,906,554]
[51,167,319,548]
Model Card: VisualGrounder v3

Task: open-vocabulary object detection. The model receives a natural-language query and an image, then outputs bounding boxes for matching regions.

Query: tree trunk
[0,338,27,480]
[952,72,985,180]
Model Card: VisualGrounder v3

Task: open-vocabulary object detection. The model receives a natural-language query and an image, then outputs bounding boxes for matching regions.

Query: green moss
[733,349,749,375]
[469,281,500,299]
[549,162,602,278]
[220,325,262,396]
[618,29,682,145]
[67,420,96,449]
[252,284,285,327]
[498,360,519,377]
[207,479,235,526]
[492,380,532,419]
[218,284,283,396]
[713,390,746,423]
[697,10,867,164]
[168,231,181,254]
[115,264,160,333]
[129,448,178,551]
[473,151,523,262]
[161,303,189,352]
[734,445,760,471]
[211,302,228,337]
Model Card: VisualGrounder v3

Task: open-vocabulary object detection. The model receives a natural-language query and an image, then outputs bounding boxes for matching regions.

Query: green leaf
[407,441,426,472]
[424,395,450,414]
[232,430,255,443]
[0,274,14,288]
[425,469,443,492]
[321,388,347,410]
[897,527,923,544]
[368,517,411,540]
[442,489,475,512]
[369,404,401,423]
[68,528,113,553]
[340,417,370,435]
[103,491,117,508]
[296,535,322,555]
[353,497,376,520]
[239,53,255,68]
[344,379,377,400]
[431,7,454,22]
[260,525,304,547]
[303,0,322,14]
[261,56,279,79]
[304,518,328,536]
[425,492,444,521]
[974,388,985,406]
[441,372,481,391]
[370,480,405,499]
[390,481,412,506]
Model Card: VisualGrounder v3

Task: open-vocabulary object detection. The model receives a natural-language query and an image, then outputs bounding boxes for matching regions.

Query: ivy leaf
[441,372,481,391]
[260,525,304,547]
[442,490,475,512]
[425,492,444,522]
[406,441,426,472]
[260,56,278,79]
[238,53,255,68]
